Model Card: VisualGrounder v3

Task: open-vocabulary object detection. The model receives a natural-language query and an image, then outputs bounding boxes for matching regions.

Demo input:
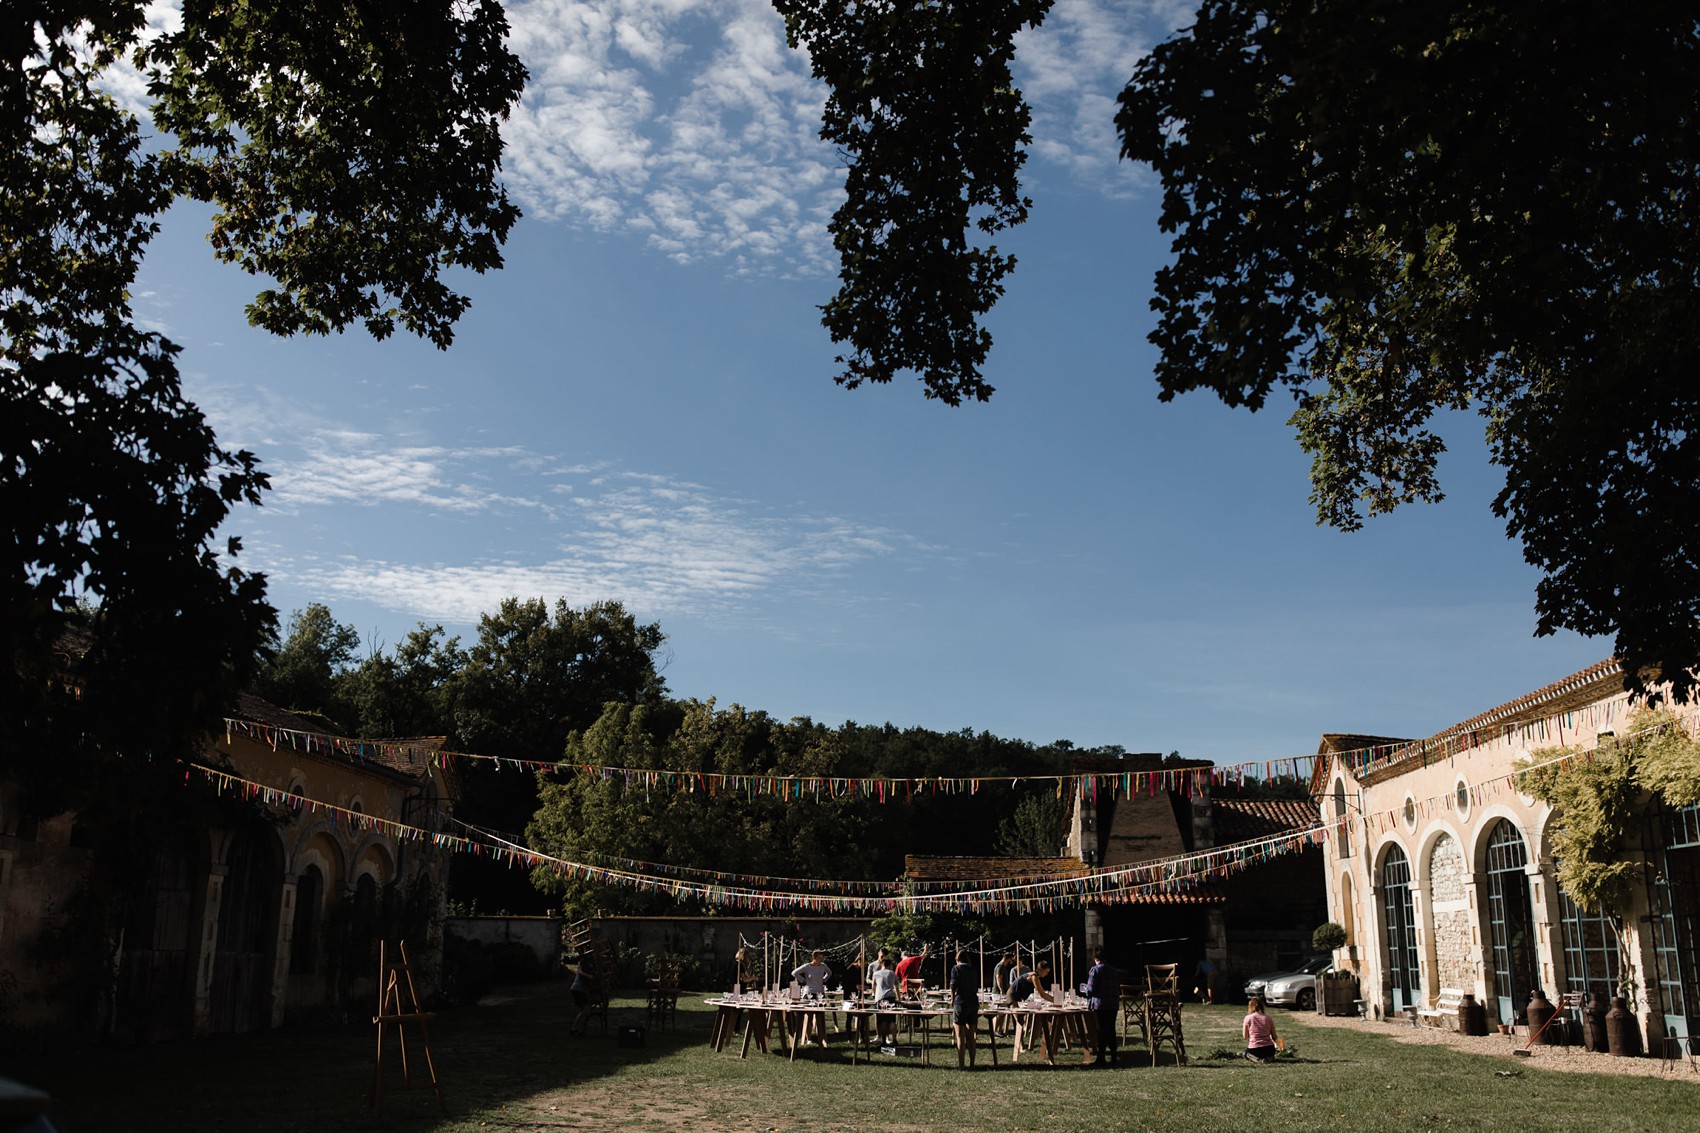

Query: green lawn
[14,982,1698,1132]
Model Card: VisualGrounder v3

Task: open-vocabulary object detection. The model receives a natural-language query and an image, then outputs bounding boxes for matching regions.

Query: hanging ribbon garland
[183,761,1328,914]
[222,716,1318,801]
[222,679,1646,804]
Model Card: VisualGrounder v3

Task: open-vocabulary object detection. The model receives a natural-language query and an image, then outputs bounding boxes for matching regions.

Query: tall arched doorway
[1382,844,1420,1011]
[210,826,281,1033]
[116,833,203,1042]
[1483,819,1537,1024]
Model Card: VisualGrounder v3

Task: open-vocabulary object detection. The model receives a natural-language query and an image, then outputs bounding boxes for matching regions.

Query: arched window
[1484,820,1537,1025]
[290,864,323,975]
[1334,782,1353,858]
[1340,873,1356,943]
[1382,845,1420,1011]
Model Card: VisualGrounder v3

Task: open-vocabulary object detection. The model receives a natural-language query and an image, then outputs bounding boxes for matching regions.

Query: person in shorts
[948,949,981,1067]
[569,964,594,1036]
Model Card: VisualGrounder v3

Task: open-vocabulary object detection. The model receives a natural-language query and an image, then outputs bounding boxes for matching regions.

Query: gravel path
[1290,1008,1700,1081]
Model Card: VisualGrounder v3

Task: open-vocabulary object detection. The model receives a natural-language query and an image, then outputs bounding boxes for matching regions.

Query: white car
[1242,955,1332,1010]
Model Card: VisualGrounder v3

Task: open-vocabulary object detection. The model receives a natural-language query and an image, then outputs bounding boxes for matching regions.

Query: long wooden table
[704,996,1099,1068]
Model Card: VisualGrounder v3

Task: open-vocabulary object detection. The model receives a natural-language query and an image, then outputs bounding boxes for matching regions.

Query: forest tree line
[254,598,1153,917]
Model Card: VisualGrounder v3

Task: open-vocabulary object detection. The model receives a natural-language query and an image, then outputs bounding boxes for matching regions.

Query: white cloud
[502,0,839,274]
[105,2,1180,273]
[269,469,910,623]
[192,384,919,623]
[499,1,1182,269]
[1014,0,1185,194]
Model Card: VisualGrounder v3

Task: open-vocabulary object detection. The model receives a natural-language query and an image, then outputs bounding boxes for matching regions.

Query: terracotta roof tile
[1211,798,1321,842]
[1319,658,1626,785]
[1427,658,1623,741]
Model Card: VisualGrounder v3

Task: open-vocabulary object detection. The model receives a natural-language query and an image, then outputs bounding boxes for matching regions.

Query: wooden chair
[1145,963,1182,997]
[647,957,682,1031]
[1120,982,1148,1048]
[1144,964,1186,1066]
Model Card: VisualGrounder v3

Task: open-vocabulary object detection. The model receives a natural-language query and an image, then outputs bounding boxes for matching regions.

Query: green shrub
[1312,922,1348,952]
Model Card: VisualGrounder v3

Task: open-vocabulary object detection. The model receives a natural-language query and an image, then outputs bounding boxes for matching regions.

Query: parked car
[1242,954,1332,1010]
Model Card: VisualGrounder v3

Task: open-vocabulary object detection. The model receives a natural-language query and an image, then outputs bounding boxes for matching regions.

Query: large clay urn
[1582,992,1610,1053]
[1525,989,1555,1044]
[1605,996,1643,1057]
[1458,993,1489,1037]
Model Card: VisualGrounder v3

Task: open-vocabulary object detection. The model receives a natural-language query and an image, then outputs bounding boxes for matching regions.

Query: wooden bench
[1415,988,1466,1030]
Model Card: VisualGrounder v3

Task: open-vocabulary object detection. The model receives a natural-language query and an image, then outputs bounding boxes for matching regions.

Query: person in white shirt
[868,956,900,1046]
[791,950,833,1046]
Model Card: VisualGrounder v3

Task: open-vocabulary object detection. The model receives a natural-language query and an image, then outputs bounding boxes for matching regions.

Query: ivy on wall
[1519,708,1700,912]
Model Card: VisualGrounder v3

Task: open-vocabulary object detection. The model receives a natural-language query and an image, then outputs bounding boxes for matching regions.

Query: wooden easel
[371,940,445,1113]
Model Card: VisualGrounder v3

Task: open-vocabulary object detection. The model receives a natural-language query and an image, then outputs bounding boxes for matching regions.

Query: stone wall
[1427,833,1474,993]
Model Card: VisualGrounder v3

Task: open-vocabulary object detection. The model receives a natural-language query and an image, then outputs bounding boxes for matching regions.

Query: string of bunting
[450,818,1218,895]
[456,808,1330,913]
[183,761,1328,914]
[222,715,1330,800]
[224,681,1645,802]
[1331,705,1700,842]
[1330,691,1636,780]
[450,819,908,895]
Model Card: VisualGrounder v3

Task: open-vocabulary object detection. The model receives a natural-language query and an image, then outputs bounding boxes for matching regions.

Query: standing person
[792,950,833,1047]
[733,945,755,993]
[1082,946,1120,1067]
[948,949,981,1068]
[792,949,832,997]
[842,951,866,998]
[993,950,1019,996]
[1193,956,1218,1003]
[894,943,929,997]
[992,950,1020,1034]
[569,963,595,1036]
[1243,996,1280,1061]
[868,953,900,1048]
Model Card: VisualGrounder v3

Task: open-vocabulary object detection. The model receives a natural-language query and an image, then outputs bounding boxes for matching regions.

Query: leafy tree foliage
[528,700,1085,918]
[774,0,1052,404]
[340,623,468,739]
[145,0,525,347]
[2,10,272,815]
[1520,709,1700,911]
[3,3,526,791]
[995,791,1065,858]
[1116,1,1700,695]
[450,598,668,913]
[253,603,362,726]
[529,700,892,917]
[783,2,1700,694]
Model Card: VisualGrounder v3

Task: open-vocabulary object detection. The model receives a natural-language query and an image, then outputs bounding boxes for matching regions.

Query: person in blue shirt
[1081,946,1120,1067]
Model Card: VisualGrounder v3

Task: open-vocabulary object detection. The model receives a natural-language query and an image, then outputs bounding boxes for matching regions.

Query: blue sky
[131,1,1606,765]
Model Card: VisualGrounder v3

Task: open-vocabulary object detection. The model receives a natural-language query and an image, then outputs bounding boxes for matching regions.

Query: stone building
[1318,658,1700,1051]
[0,694,456,1038]
[1062,753,1324,991]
